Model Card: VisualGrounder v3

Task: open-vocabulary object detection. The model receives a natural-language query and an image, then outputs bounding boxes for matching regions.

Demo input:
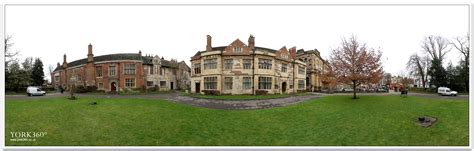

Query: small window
[298,80,304,89]
[160,81,166,87]
[224,59,233,69]
[109,65,116,76]
[98,82,103,88]
[243,77,252,89]
[194,63,201,74]
[224,77,233,90]
[147,81,154,87]
[149,65,154,74]
[125,78,135,88]
[258,58,272,70]
[204,58,217,69]
[298,66,305,75]
[258,77,272,89]
[281,64,287,72]
[96,66,102,77]
[124,64,136,75]
[234,47,242,53]
[243,59,252,69]
[204,77,218,90]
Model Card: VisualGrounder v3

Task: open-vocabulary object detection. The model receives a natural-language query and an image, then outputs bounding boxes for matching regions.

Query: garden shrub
[255,90,268,95]
[202,90,221,95]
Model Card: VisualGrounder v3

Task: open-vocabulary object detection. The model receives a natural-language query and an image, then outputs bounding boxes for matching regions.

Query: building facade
[296,49,329,92]
[190,35,307,95]
[51,44,191,93]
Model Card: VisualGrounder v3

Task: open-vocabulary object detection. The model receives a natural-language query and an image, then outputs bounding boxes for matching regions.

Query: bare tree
[421,35,450,87]
[451,34,469,91]
[422,35,450,61]
[330,36,383,99]
[5,35,19,66]
[452,34,470,63]
[406,53,429,88]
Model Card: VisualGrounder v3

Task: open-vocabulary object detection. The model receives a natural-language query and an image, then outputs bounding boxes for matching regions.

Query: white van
[437,87,457,96]
[26,86,46,96]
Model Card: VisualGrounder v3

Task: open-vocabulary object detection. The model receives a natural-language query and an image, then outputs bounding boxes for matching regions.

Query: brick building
[190,35,307,95]
[51,44,191,93]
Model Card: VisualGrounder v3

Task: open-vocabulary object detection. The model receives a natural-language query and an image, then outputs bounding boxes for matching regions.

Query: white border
[1,1,472,151]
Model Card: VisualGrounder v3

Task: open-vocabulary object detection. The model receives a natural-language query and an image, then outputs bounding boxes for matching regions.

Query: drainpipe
[293,60,296,94]
[252,48,256,95]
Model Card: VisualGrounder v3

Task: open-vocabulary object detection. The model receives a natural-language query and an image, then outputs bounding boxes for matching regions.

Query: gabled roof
[54,53,165,71]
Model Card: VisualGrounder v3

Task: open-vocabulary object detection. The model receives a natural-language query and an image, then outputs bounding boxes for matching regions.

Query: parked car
[376,88,388,93]
[26,86,46,96]
[344,88,354,92]
[437,87,457,96]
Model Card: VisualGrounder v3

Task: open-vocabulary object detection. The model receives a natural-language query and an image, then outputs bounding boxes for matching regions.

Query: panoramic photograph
[3,4,470,147]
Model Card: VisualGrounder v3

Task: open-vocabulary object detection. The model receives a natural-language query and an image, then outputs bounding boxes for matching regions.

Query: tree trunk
[421,75,426,89]
[352,81,357,99]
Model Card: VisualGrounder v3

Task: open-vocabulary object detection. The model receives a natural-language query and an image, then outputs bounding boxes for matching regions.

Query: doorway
[110,82,117,92]
[195,83,200,93]
[282,82,287,93]
[170,82,174,90]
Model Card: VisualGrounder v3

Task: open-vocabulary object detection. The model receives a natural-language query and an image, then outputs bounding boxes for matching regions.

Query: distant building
[190,35,307,95]
[296,49,329,92]
[51,44,190,93]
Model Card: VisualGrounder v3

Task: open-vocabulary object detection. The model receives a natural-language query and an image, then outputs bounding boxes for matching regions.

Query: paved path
[5,92,323,110]
[160,93,322,110]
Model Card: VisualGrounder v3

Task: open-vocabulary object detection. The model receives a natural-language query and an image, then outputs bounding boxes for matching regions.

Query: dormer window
[234,47,242,53]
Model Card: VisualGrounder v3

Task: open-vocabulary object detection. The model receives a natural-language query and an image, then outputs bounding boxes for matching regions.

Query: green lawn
[185,93,291,100]
[5,95,468,146]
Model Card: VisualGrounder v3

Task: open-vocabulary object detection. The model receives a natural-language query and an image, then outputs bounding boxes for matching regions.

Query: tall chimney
[289,47,297,59]
[62,54,68,68]
[248,34,255,49]
[139,50,142,56]
[206,35,212,51]
[87,43,94,62]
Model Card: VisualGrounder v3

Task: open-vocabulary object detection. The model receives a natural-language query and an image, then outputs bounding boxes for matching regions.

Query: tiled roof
[54,53,159,71]
[160,59,178,68]
[255,46,277,52]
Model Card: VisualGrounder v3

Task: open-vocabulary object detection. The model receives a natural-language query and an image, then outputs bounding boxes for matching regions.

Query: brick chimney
[139,50,142,56]
[248,34,255,49]
[289,47,297,59]
[62,54,68,68]
[206,35,212,51]
[87,43,94,62]
[57,62,60,68]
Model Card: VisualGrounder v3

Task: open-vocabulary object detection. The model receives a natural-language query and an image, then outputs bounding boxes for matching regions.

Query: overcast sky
[5,5,469,81]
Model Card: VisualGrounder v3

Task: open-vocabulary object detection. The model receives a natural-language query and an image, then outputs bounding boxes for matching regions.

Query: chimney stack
[87,43,94,62]
[289,47,297,59]
[248,34,255,49]
[206,35,212,51]
[62,54,68,68]
[139,50,142,56]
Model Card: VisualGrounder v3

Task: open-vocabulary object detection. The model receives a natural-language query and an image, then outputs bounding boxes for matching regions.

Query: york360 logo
[10,131,47,142]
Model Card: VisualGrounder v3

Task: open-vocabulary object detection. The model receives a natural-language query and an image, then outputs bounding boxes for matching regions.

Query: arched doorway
[110,82,117,92]
[282,82,287,93]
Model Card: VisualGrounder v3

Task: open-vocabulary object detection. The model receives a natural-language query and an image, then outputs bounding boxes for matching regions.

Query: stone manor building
[190,35,308,95]
[51,44,191,93]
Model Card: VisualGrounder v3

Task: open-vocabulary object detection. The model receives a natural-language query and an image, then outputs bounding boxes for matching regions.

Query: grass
[5,95,468,146]
[184,93,292,100]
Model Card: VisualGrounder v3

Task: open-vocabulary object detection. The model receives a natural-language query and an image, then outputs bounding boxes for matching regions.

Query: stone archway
[110,82,117,92]
[282,82,287,93]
